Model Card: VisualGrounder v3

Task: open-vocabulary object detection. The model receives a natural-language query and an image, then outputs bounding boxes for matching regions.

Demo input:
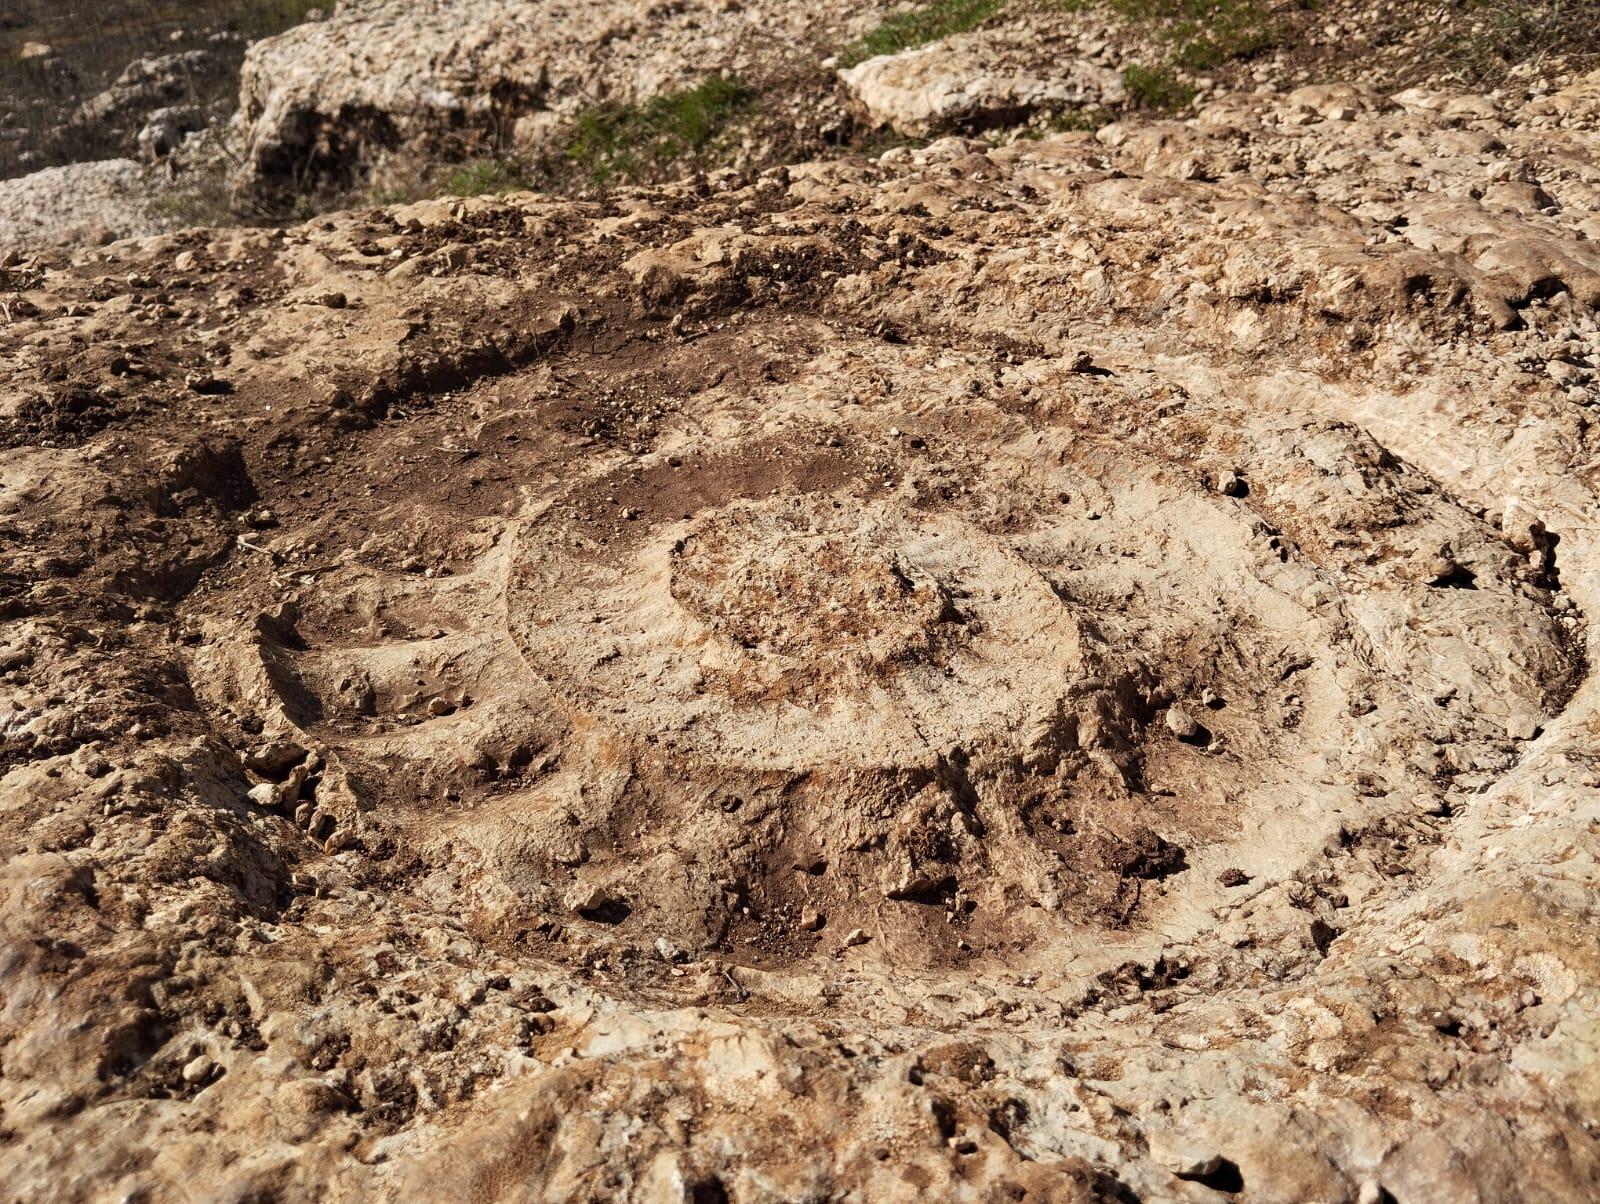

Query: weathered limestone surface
[3,34,1600,1204]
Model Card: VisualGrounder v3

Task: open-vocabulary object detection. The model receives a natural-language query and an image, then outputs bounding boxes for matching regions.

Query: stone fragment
[1505,714,1540,740]
[655,937,686,963]
[246,782,280,808]
[1165,707,1200,739]
[181,1055,215,1084]
[566,884,613,914]
[1548,360,1586,387]
[840,33,1123,137]
[244,739,308,777]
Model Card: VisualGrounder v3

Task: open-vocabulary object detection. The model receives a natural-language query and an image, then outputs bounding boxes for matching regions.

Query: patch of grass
[1121,63,1197,111]
[1444,0,1600,83]
[839,0,1007,68]
[563,74,754,187]
[1094,0,1288,69]
[149,187,238,228]
[1159,1,1281,69]
[441,156,532,197]
[1049,104,1116,132]
[1016,105,1116,137]
[1058,0,1288,109]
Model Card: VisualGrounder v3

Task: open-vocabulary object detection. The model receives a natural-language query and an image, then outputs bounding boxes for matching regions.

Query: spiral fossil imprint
[7,63,1600,1200]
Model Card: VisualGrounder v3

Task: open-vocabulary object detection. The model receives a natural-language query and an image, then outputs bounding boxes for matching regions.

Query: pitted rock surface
[3,60,1600,1204]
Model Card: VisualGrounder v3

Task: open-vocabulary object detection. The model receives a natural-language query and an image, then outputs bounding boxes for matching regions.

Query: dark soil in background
[0,0,326,179]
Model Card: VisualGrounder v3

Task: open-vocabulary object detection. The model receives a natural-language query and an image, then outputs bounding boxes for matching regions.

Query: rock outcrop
[73,50,219,130]
[840,24,1124,136]
[233,0,885,202]
[0,159,171,252]
[3,27,1600,1204]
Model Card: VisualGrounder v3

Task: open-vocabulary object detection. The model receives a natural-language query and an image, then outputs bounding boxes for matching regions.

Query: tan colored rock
[0,160,171,254]
[840,28,1123,137]
[2,41,1600,1204]
[233,0,884,201]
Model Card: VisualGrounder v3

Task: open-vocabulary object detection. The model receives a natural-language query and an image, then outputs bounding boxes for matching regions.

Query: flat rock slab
[841,29,1125,136]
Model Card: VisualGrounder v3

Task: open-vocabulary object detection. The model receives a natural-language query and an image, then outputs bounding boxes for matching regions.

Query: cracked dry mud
[3,67,1600,1204]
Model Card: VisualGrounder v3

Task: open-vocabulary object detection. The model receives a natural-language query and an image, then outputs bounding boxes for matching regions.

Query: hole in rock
[688,1177,730,1204]
[1176,1157,1245,1194]
[1428,565,1478,589]
[577,899,632,925]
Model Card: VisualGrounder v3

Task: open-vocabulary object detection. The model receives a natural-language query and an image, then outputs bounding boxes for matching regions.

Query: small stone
[551,838,587,868]
[886,871,939,900]
[186,371,231,395]
[426,697,456,717]
[244,739,308,777]
[842,928,870,947]
[70,749,111,778]
[182,1054,215,1084]
[1200,688,1224,709]
[1215,469,1246,497]
[1217,867,1250,887]
[1504,714,1539,740]
[566,884,612,914]
[247,782,281,808]
[1547,359,1585,387]
[800,908,825,931]
[1165,706,1200,739]
[654,937,686,963]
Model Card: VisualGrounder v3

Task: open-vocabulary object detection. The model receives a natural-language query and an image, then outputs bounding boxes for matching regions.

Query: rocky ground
[6,0,1596,255]
[4,3,1600,1203]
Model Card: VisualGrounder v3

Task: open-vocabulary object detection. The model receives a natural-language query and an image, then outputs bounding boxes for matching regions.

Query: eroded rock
[2,51,1599,1204]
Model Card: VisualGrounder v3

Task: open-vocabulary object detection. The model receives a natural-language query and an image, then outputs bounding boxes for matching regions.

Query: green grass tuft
[1103,0,1285,70]
[1121,63,1198,111]
[839,0,1007,68]
[441,157,532,197]
[564,74,754,187]
[1017,105,1116,138]
[1444,0,1600,83]
[1053,0,1287,111]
